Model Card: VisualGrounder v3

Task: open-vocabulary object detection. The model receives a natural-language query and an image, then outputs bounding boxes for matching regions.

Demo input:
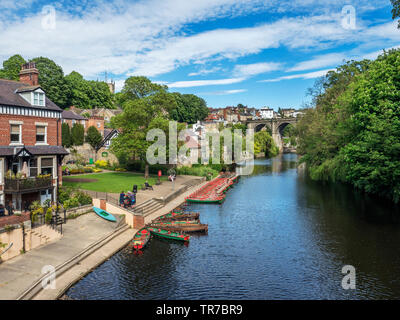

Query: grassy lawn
[62,172,166,193]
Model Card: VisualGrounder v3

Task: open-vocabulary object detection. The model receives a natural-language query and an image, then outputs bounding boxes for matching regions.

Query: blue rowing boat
[93,207,117,222]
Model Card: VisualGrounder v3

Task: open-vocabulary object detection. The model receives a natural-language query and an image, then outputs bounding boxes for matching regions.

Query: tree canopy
[391,0,400,28]
[86,126,103,150]
[170,92,209,124]
[0,55,26,80]
[110,76,178,177]
[30,57,69,108]
[297,49,400,203]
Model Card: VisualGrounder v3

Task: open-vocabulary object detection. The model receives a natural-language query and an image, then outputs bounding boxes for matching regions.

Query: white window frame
[32,91,45,107]
[35,125,47,145]
[10,123,22,145]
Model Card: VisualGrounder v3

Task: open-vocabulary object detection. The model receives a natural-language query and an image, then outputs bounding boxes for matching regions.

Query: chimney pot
[19,62,39,86]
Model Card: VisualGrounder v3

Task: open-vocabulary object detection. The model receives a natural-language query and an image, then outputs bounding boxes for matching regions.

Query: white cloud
[288,53,346,72]
[260,69,334,82]
[167,77,246,88]
[0,0,397,81]
[233,62,282,77]
[204,89,248,95]
[188,66,222,76]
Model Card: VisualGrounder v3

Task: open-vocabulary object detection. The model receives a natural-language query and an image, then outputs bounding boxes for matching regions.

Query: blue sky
[0,0,399,110]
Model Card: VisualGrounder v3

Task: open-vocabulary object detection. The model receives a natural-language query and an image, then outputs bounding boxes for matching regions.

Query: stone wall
[0,224,62,262]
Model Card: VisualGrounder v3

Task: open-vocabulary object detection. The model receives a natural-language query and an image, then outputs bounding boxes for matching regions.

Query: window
[33,92,45,106]
[97,122,101,128]
[36,126,46,144]
[30,158,38,177]
[10,124,21,143]
[40,157,53,176]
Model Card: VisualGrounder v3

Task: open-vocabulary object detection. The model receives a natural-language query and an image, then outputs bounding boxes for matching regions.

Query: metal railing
[4,176,52,192]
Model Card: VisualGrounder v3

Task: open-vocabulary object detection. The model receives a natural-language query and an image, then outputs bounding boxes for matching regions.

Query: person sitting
[130,193,136,208]
[123,194,130,208]
[144,181,153,190]
[119,191,125,207]
[5,202,13,216]
[0,204,5,217]
[132,185,138,194]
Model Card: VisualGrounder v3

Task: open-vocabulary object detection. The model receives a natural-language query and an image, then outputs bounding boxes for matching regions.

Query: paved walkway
[0,176,208,300]
[83,175,200,206]
[0,213,119,300]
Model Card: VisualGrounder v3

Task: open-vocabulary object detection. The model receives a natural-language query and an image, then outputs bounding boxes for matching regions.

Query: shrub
[63,198,79,210]
[95,160,108,168]
[75,191,92,206]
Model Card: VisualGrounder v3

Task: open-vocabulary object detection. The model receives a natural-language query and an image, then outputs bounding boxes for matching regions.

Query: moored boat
[131,228,151,251]
[149,223,208,233]
[93,207,117,222]
[156,211,200,221]
[147,227,190,242]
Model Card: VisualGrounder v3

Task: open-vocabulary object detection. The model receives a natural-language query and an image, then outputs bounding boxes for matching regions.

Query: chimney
[19,62,39,86]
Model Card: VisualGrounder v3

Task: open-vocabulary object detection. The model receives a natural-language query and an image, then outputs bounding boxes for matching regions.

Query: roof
[0,79,62,111]
[15,85,42,93]
[0,146,69,157]
[62,110,87,120]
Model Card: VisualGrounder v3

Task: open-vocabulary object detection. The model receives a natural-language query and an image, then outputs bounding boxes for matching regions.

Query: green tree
[391,0,400,28]
[111,76,177,177]
[65,71,91,109]
[61,123,72,147]
[170,92,209,123]
[86,80,114,109]
[71,123,85,146]
[254,131,278,157]
[297,50,400,203]
[120,76,167,102]
[30,57,69,108]
[86,126,103,150]
[0,55,26,80]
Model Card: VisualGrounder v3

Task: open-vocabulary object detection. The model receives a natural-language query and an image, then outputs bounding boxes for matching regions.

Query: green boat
[186,198,224,204]
[147,227,190,242]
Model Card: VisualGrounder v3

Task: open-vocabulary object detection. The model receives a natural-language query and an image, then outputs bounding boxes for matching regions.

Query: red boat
[131,228,151,251]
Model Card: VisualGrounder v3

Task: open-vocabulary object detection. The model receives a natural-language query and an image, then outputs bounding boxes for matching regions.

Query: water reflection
[66,154,400,300]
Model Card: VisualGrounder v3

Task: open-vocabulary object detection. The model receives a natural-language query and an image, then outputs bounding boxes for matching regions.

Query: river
[66,154,400,300]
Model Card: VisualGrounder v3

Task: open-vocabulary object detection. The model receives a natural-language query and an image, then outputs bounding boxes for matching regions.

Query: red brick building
[0,62,68,211]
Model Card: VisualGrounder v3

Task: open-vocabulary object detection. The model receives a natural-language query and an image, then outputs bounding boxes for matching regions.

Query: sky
[0,0,399,110]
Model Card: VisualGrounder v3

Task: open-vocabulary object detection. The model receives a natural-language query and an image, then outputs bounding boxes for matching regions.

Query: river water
[66,154,400,300]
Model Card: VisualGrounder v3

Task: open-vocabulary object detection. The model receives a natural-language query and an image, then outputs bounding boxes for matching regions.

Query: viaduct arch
[246,118,298,153]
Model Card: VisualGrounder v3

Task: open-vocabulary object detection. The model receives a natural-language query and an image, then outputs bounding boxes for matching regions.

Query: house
[87,116,105,136]
[71,107,122,124]
[95,128,119,163]
[281,108,296,117]
[62,110,87,130]
[260,108,274,119]
[0,62,68,211]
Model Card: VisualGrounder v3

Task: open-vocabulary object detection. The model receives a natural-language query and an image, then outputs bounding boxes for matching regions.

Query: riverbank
[64,155,400,300]
[0,175,210,300]
[51,180,210,300]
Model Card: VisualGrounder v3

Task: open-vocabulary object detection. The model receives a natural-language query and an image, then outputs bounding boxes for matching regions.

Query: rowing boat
[156,212,200,221]
[149,223,208,233]
[93,207,117,222]
[147,227,190,242]
[151,220,200,226]
[131,228,151,251]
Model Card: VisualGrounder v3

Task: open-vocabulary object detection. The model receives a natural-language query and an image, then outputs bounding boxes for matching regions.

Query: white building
[260,108,274,119]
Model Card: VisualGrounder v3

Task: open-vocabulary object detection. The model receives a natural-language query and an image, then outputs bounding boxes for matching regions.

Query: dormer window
[33,92,45,106]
